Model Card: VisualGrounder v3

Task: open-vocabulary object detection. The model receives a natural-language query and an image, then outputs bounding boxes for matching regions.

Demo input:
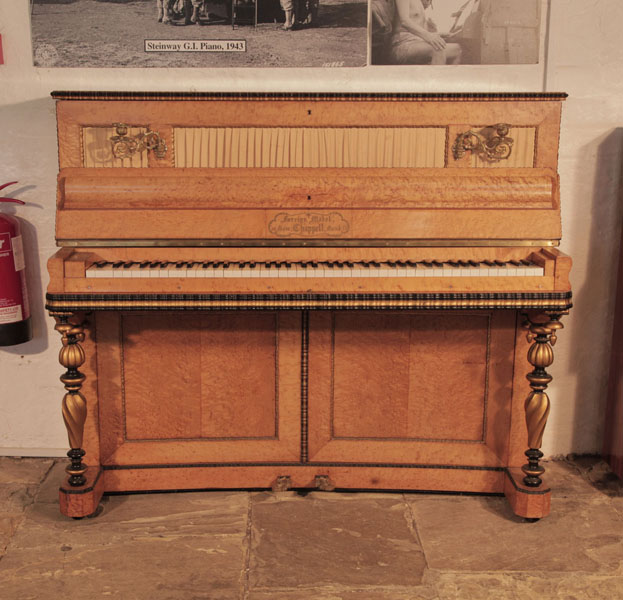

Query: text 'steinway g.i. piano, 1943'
[46,92,571,520]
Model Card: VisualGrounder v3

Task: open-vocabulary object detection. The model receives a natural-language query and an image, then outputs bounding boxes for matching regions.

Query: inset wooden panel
[97,311,301,465]
[82,127,148,168]
[332,313,411,439]
[200,313,278,439]
[121,313,279,441]
[331,313,488,442]
[307,311,516,467]
[173,127,446,168]
[122,314,203,440]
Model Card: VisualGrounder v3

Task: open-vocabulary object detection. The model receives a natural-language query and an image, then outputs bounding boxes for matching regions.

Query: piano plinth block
[59,466,104,519]
[504,468,551,520]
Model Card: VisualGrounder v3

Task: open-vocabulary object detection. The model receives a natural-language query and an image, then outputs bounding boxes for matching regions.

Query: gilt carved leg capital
[521,312,564,488]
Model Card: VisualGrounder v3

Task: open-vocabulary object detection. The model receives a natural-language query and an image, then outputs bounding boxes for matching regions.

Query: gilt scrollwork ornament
[452,123,514,163]
[110,123,167,160]
[520,312,564,487]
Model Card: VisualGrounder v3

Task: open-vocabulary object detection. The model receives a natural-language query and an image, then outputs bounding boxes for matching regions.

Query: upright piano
[46,92,571,520]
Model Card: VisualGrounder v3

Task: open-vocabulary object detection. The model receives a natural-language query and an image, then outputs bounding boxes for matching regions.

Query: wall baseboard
[0,448,68,458]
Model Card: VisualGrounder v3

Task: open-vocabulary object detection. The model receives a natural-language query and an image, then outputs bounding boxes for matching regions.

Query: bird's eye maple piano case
[45,92,571,520]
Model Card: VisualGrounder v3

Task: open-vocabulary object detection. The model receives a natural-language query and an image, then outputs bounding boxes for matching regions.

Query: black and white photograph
[371,0,542,65]
[30,0,367,67]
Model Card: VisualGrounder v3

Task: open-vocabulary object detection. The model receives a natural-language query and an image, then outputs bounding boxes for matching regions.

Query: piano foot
[59,466,105,519]
[503,467,551,520]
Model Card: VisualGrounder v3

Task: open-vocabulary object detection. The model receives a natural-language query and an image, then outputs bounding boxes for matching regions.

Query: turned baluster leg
[521,312,564,487]
[54,314,88,487]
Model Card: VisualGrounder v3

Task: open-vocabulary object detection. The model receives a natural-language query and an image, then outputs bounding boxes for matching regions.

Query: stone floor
[0,457,622,600]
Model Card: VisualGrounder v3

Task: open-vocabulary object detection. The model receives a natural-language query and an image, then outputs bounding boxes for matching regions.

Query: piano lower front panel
[90,309,525,494]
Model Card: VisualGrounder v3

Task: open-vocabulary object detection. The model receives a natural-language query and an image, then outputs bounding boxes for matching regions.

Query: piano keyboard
[86,260,544,279]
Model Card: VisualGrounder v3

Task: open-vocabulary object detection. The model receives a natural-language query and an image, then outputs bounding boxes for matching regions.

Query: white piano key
[395,265,408,277]
[127,265,142,278]
[337,266,351,278]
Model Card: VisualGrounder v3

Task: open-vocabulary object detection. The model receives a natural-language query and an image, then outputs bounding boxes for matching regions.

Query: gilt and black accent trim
[504,469,551,495]
[46,292,573,312]
[60,469,103,495]
[300,311,309,463]
[51,91,568,102]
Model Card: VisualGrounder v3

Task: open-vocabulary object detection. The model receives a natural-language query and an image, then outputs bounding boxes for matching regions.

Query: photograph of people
[391,0,462,65]
[371,0,541,66]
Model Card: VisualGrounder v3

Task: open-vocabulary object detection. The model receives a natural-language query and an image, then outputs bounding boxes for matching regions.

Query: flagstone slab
[0,535,244,600]
[0,457,54,485]
[542,459,606,498]
[249,491,426,589]
[407,495,623,573]
[34,460,65,504]
[0,483,38,514]
[7,490,250,551]
[433,572,623,600]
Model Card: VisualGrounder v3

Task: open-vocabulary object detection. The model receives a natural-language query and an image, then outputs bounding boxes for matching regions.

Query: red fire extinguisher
[0,182,32,346]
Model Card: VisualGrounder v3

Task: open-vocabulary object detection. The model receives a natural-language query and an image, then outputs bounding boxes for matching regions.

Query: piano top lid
[52,92,566,247]
[51,91,568,102]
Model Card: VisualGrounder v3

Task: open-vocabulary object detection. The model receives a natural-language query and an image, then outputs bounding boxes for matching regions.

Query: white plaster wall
[0,0,621,457]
